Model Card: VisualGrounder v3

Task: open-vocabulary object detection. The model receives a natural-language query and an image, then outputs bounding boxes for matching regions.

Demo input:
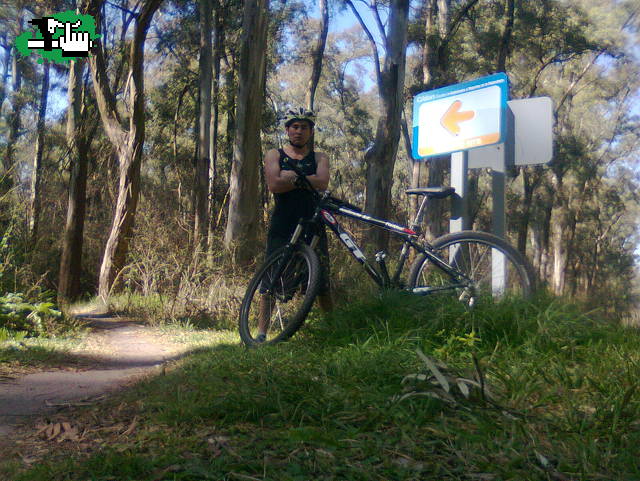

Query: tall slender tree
[59,59,91,304]
[85,0,163,299]
[305,0,329,112]
[29,60,50,242]
[194,0,213,253]
[347,0,410,250]
[224,0,269,263]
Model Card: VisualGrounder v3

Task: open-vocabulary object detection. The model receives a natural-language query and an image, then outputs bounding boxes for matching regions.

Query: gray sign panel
[468,96,553,168]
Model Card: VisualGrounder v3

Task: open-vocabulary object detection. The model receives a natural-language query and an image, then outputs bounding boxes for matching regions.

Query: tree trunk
[194,0,213,252]
[59,60,90,304]
[517,167,537,255]
[497,0,515,72]
[352,0,409,251]
[550,173,569,295]
[223,64,236,189]
[2,16,24,194]
[421,0,450,240]
[87,0,162,299]
[0,36,11,117]
[207,4,222,255]
[224,0,269,263]
[305,0,328,112]
[29,60,50,242]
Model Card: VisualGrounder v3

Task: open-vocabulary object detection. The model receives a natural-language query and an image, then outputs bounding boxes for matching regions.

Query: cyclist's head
[283,107,316,129]
[283,107,315,148]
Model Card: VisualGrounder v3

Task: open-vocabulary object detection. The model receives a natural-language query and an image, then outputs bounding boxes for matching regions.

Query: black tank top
[271,148,317,228]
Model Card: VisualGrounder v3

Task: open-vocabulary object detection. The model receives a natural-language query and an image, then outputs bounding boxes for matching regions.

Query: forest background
[1,0,639,335]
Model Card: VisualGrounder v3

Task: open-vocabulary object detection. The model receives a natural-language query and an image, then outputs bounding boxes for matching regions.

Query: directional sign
[468,97,553,168]
[412,73,509,159]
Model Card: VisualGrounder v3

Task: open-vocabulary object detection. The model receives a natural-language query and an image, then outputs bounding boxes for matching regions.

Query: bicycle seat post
[410,194,430,234]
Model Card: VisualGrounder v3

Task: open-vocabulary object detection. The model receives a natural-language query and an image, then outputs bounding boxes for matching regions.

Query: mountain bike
[239,160,535,347]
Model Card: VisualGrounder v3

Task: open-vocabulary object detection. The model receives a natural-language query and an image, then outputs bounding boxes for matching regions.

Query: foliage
[8,293,640,480]
[0,292,62,336]
[0,0,638,319]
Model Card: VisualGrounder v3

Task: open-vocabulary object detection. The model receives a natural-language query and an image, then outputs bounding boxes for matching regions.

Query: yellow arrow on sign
[441,100,475,136]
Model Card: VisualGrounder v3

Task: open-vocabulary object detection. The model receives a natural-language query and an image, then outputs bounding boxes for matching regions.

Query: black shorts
[265,223,331,296]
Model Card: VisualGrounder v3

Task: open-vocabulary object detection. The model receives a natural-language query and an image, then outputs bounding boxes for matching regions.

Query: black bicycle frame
[311,204,469,291]
[273,158,472,294]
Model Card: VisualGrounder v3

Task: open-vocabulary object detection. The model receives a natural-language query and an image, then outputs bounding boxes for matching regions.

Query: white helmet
[283,107,316,128]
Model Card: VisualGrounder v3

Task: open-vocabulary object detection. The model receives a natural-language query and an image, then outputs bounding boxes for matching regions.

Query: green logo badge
[16,11,100,64]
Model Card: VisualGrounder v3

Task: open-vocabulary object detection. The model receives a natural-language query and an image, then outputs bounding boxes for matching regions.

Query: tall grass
[7,291,640,481]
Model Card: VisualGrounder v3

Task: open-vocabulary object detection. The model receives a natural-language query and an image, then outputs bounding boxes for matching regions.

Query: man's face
[286,120,313,147]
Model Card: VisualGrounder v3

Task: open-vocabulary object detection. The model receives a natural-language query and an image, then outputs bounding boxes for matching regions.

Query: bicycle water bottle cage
[405,187,455,199]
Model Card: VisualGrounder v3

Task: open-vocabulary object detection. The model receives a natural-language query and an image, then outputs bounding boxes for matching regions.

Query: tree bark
[224,0,269,263]
[350,0,410,251]
[29,60,50,242]
[420,0,450,240]
[0,35,11,118]
[3,15,24,190]
[497,0,515,72]
[58,59,90,304]
[194,0,213,253]
[207,4,222,255]
[305,0,328,112]
[87,0,162,299]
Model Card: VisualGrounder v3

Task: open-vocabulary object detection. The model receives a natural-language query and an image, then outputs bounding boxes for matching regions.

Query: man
[257,108,333,342]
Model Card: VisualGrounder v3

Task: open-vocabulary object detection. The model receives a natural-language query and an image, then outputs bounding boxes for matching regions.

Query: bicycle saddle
[405,187,456,199]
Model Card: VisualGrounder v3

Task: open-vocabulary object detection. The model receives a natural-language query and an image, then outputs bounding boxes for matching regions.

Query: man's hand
[280,170,298,184]
[58,20,93,54]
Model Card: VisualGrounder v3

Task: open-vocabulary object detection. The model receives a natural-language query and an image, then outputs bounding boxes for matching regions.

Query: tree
[347,0,410,250]
[224,0,270,263]
[305,0,329,112]
[85,0,163,299]
[194,0,213,253]
[28,60,49,242]
[58,59,93,304]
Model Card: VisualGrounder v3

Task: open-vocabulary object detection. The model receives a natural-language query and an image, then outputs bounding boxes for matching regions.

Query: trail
[0,313,184,451]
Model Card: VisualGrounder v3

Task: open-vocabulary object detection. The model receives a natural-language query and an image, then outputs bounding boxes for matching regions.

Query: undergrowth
[5,292,640,481]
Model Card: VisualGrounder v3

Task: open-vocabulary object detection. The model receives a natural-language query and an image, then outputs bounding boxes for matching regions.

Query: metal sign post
[450,151,469,233]
[412,74,553,297]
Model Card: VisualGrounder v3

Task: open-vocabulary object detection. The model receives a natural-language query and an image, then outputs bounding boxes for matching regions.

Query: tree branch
[346,0,382,87]
[369,0,388,51]
[442,0,480,46]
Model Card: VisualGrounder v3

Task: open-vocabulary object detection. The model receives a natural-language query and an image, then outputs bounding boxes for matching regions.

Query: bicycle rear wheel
[408,231,535,305]
[239,243,320,347]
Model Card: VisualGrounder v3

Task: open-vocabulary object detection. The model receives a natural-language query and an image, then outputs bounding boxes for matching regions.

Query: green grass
[6,292,640,480]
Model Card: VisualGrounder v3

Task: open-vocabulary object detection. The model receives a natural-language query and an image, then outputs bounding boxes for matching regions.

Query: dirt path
[0,313,186,448]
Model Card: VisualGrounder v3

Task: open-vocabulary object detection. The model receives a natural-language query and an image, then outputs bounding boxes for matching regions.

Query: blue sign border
[412,72,509,160]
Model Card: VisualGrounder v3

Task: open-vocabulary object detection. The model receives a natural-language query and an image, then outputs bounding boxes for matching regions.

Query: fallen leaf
[121,416,138,436]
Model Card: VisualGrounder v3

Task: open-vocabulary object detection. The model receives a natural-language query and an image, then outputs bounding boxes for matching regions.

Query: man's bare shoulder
[265,148,281,162]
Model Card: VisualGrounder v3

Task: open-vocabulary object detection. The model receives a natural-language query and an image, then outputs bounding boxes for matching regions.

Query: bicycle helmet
[283,107,316,128]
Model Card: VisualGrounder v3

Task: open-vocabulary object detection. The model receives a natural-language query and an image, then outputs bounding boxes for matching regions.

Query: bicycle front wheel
[239,243,320,347]
[408,231,535,305]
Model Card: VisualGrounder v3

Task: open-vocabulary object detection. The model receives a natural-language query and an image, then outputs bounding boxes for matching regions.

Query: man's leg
[316,230,333,313]
[317,292,333,312]
[258,294,273,338]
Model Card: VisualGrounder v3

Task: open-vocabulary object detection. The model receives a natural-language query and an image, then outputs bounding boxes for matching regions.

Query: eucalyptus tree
[194,0,213,253]
[346,0,410,250]
[224,0,270,263]
[84,0,163,299]
[58,58,93,304]
[306,0,329,112]
[28,59,49,242]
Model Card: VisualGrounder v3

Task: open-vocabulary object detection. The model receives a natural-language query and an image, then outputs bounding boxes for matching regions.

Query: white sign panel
[412,73,509,159]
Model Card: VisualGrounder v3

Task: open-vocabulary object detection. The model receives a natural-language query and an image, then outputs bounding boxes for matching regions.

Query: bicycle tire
[239,243,320,346]
[408,230,535,304]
